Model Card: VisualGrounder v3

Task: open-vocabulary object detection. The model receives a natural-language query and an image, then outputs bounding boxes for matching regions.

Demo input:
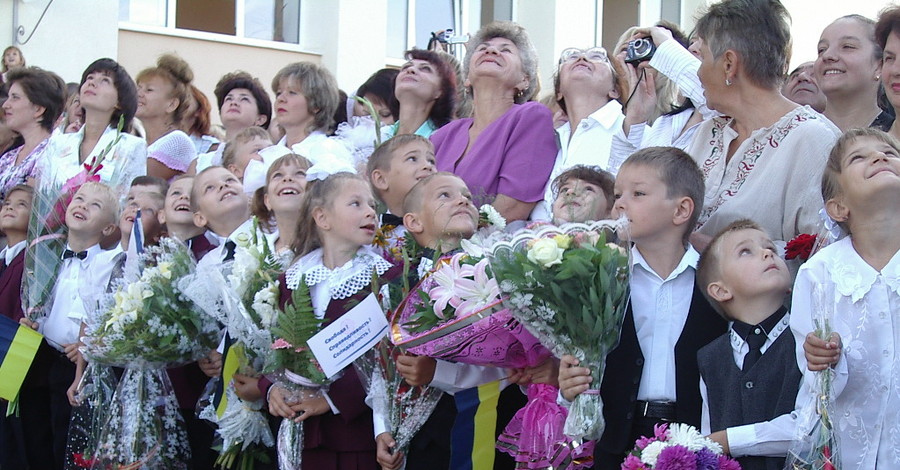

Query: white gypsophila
[507,291,533,310]
[640,440,669,466]
[251,284,278,328]
[499,280,516,293]
[479,204,506,230]
[534,304,556,321]
[667,423,719,452]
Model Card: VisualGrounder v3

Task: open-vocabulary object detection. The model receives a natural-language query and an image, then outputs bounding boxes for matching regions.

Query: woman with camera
[609,22,714,172]
[686,0,840,249]
[430,21,557,222]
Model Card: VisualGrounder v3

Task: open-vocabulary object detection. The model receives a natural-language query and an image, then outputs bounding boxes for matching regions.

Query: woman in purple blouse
[431,21,557,222]
[0,67,66,200]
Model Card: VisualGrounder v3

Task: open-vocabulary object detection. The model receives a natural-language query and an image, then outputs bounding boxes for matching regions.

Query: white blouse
[39,124,147,192]
[790,236,900,469]
[686,106,840,242]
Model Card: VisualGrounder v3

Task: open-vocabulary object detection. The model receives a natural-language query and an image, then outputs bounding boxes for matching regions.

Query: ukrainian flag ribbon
[450,380,501,470]
[0,315,43,415]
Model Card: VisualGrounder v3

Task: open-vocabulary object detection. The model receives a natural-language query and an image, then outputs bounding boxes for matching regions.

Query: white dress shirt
[631,244,699,401]
[531,100,623,221]
[700,313,804,457]
[41,244,119,350]
[0,240,26,266]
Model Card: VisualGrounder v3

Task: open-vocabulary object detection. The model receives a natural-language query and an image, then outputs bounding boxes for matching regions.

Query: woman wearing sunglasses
[531,46,625,220]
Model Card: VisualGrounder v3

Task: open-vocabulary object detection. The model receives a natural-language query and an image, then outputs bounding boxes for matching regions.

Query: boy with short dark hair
[367,135,436,239]
[695,219,800,470]
[0,185,33,321]
[559,146,727,469]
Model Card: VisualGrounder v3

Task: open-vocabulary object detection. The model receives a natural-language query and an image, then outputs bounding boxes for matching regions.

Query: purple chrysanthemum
[695,448,719,469]
[655,445,695,470]
[621,454,647,470]
[717,455,742,470]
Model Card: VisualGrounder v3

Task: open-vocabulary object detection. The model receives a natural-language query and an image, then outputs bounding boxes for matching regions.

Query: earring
[725,77,732,86]
[876,75,882,81]
[515,88,524,99]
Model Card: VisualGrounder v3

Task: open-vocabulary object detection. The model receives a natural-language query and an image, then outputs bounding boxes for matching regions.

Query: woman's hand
[615,52,657,128]
[558,355,593,402]
[492,194,536,223]
[631,26,675,49]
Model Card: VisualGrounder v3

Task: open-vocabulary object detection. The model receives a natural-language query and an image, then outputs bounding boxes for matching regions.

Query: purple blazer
[431,101,558,206]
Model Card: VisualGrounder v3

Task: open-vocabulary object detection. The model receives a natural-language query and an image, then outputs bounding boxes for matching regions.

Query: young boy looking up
[21,182,120,469]
[192,165,253,258]
[368,134,437,234]
[550,165,616,224]
[0,185,33,321]
[695,219,800,470]
[159,175,214,259]
[402,172,479,253]
[117,176,168,251]
[222,126,272,180]
[558,146,727,470]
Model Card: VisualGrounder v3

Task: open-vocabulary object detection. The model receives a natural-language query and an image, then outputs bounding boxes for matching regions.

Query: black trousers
[19,342,74,470]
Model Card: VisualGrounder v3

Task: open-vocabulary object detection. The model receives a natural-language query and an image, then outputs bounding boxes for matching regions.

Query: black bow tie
[223,240,237,262]
[381,213,404,228]
[62,249,88,261]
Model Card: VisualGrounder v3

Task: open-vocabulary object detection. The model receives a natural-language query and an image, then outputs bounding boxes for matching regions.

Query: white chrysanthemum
[667,423,709,451]
[640,440,668,466]
[479,204,507,230]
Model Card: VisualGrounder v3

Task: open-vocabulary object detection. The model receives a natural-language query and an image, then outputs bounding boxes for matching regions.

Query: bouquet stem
[564,358,608,441]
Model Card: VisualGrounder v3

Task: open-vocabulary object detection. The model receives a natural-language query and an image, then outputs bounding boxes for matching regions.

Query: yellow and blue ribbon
[450,380,501,470]
[0,315,43,414]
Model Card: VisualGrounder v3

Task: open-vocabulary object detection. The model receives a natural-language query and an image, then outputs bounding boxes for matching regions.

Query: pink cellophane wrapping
[497,384,595,469]
[391,275,551,368]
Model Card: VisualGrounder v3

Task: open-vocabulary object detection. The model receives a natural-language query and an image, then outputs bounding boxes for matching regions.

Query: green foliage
[265,276,329,384]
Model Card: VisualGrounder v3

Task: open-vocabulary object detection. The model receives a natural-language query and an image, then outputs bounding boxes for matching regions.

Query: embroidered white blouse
[790,236,900,469]
[686,105,840,242]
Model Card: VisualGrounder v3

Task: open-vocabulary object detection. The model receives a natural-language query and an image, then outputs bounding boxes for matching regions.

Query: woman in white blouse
[271,62,340,153]
[40,58,146,192]
[135,54,198,180]
[687,0,841,249]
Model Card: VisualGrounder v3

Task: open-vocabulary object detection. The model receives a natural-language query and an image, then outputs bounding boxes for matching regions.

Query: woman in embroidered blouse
[392,49,457,138]
[686,0,841,249]
[40,58,146,191]
[0,67,66,199]
[271,62,340,153]
[135,54,198,180]
[430,21,557,222]
[815,15,893,133]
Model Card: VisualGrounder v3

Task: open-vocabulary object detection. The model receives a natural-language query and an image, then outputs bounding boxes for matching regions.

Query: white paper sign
[306,293,388,378]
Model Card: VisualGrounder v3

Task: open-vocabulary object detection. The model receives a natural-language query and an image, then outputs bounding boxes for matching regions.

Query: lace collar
[821,237,900,303]
[285,246,393,299]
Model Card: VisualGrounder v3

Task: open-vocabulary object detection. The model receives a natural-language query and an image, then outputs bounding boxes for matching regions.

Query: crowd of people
[0,0,899,468]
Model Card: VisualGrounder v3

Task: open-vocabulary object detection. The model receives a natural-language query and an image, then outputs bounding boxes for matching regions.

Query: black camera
[625,38,656,65]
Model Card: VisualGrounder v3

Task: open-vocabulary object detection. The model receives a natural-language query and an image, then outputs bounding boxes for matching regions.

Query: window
[119,0,301,44]
[386,0,478,59]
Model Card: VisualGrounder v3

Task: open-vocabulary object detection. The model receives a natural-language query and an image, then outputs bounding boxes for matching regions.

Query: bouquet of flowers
[22,116,125,322]
[263,276,333,470]
[180,218,283,470]
[622,423,740,470]
[81,237,221,469]
[390,251,550,369]
[485,219,631,443]
[785,284,840,470]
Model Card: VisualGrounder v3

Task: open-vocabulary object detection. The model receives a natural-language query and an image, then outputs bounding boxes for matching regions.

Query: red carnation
[785,233,817,261]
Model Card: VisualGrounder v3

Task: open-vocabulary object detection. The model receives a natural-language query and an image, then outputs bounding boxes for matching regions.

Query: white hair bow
[305,142,357,182]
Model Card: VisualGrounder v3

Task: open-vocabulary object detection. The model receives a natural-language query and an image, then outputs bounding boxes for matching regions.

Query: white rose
[526,238,565,268]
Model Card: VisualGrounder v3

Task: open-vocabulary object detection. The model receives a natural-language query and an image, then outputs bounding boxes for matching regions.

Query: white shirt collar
[729,312,791,352]
[557,99,624,138]
[1,240,26,265]
[631,244,700,282]
[821,236,900,303]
